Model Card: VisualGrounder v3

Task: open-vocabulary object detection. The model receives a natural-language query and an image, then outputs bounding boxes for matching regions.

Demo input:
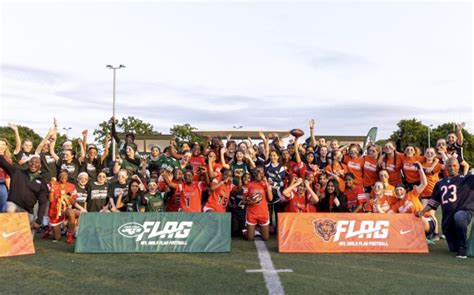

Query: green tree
[169,123,204,145]
[0,125,43,150]
[388,119,429,151]
[93,116,160,148]
[388,119,473,165]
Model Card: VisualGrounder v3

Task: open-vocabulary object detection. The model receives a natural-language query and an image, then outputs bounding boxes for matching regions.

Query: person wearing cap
[0,154,49,230]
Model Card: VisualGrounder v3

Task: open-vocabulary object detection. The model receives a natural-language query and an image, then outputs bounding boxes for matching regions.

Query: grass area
[1,234,473,294]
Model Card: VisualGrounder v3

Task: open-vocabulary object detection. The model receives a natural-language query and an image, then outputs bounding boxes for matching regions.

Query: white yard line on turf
[245,240,293,295]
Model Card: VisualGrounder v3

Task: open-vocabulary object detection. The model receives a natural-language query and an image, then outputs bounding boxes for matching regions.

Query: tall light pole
[428,124,433,148]
[63,127,72,139]
[106,64,126,158]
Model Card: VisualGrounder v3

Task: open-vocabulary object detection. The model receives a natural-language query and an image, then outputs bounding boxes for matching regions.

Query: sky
[0,0,472,143]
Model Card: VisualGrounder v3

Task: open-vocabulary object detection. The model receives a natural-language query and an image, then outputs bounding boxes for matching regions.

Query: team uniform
[382,152,404,186]
[205,179,234,212]
[87,182,109,212]
[180,181,206,212]
[362,156,379,190]
[343,155,364,186]
[49,182,77,226]
[143,192,166,212]
[284,190,309,213]
[344,184,365,212]
[428,175,474,252]
[244,181,270,226]
[420,162,442,199]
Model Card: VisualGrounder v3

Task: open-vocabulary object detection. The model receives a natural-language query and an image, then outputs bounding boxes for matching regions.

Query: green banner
[75,213,231,253]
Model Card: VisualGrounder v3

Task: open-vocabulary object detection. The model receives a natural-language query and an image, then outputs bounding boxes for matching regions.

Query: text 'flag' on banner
[278,213,428,253]
[75,212,231,253]
[0,213,35,257]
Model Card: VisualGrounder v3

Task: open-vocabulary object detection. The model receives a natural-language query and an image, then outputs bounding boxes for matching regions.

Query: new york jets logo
[118,222,145,238]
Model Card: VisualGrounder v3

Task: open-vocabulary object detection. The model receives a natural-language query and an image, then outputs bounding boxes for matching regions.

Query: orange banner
[278,213,428,253]
[0,213,35,257]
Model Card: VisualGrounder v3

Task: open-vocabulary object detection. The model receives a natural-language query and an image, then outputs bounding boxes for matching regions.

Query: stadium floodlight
[106,64,126,158]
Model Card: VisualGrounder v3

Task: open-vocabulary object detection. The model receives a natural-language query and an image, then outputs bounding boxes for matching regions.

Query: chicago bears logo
[313,219,337,242]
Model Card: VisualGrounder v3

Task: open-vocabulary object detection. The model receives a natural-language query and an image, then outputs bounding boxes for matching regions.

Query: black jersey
[428,174,474,229]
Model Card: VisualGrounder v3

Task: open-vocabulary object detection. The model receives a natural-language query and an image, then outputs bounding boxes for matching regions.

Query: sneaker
[440,234,446,239]
[255,229,262,237]
[426,238,435,245]
[66,234,75,245]
[431,234,440,242]
[456,247,467,259]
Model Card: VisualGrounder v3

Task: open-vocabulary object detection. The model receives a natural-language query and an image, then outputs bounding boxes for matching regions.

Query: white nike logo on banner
[2,231,18,238]
[400,230,413,235]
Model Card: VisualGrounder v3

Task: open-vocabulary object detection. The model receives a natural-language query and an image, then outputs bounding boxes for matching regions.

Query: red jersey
[362,156,379,187]
[289,161,305,178]
[189,155,206,181]
[285,190,308,213]
[180,181,205,212]
[343,155,364,186]
[344,185,365,212]
[244,181,269,216]
[166,181,183,212]
[49,182,77,220]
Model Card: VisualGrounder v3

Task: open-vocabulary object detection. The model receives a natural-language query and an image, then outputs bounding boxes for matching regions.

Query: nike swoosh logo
[400,230,413,235]
[2,231,18,238]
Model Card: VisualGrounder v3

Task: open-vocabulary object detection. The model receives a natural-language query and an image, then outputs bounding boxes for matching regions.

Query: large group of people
[0,118,472,258]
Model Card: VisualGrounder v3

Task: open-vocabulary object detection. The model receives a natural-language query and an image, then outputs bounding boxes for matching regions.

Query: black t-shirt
[82,158,104,180]
[447,142,464,162]
[57,158,82,184]
[40,152,57,182]
[76,185,89,208]
[87,182,109,212]
[107,181,129,205]
[14,151,34,169]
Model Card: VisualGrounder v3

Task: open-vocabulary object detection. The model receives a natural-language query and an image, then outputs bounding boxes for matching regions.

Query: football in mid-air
[290,128,304,138]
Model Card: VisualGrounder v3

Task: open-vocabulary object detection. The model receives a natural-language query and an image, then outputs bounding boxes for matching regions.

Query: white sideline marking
[246,240,293,295]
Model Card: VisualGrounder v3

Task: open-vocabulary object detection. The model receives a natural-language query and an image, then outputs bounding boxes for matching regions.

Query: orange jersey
[343,155,364,186]
[205,179,235,213]
[391,189,426,216]
[382,152,404,186]
[362,156,379,187]
[325,162,347,191]
[370,184,395,200]
[375,194,395,213]
[244,181,269,216]
[180,181,205,212]
[363,198,376,213]
[420,162,442,198]
[402,155,424,184]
